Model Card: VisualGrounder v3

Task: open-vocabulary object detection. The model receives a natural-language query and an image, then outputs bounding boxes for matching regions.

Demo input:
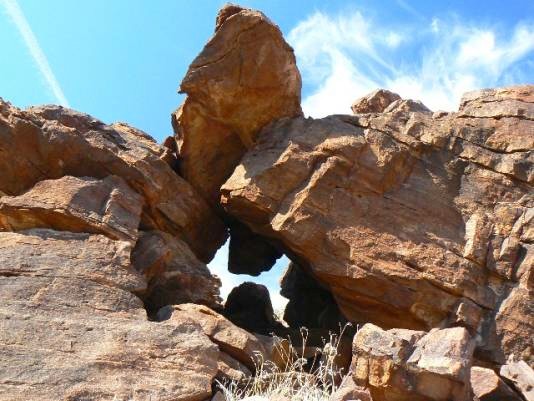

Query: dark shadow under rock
[224,282,285,336]
[281,262,348,332]
[228,221,283,276]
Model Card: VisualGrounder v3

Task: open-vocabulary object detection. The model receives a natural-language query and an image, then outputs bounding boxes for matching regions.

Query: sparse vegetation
[216,326,351,401]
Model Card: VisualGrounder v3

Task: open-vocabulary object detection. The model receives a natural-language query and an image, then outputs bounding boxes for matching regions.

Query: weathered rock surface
[0,100,225,261]
[221,85,534,367]
[0,89,234,400]
[351,89,401,114]
[173,3,302,205]
[329,376,372,401]
[0,229,220,401]
[470,366,522,401]
[132,230,222,314]
[157,303,270,371]
[352,323,474,401]
[0,175,143,243]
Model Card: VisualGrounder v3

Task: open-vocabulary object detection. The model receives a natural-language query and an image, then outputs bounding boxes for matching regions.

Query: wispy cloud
[1,0,69,107]
[288,10,534,117]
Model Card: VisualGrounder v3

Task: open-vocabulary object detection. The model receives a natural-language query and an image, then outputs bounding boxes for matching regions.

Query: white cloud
[289,10,534,116]
[1,0,69,107]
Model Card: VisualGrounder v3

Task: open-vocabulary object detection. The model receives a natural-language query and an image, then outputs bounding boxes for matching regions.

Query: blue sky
[2,0,534,309]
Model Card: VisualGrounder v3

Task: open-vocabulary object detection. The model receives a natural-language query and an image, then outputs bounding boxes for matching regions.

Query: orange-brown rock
[221,85,534,367]
[352,324,474,401]
[0,101,225,261]
[132,230,222,314]
[0,175,143,243]
[351,89,401,114]
[173,4,302,205]
[157,303,270,370]
[0,229,220,401]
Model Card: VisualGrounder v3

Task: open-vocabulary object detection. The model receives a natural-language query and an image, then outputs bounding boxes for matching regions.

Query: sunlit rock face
[173,4,302,207]
[1,2,533,400]
[222,85,534,368]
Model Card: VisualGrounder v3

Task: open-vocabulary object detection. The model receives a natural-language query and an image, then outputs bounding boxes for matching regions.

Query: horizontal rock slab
[0,229,220,401]
[0,175,143,243]
[221,86,534,366]
[0,101,225,261]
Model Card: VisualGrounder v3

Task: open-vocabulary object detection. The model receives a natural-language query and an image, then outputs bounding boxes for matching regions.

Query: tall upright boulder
[173,4,302,206]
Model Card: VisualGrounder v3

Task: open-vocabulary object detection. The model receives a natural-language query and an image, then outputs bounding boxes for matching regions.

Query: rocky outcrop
[0,101,225,262]
[0,99,238,400]
[132,230,222,314]
[173,3,302,206]
[0,229,219,401]
[221,85,534,369]
[0,175,143,243]
[352,324,475,401]
[1,3,533,401]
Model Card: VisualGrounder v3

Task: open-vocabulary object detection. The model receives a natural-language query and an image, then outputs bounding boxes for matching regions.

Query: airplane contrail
[1,0,70,107]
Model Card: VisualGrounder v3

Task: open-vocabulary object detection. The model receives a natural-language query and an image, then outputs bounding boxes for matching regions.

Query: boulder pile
[0,3,532,401]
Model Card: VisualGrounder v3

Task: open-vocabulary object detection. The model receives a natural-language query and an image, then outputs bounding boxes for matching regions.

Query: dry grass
[216,326,351,401]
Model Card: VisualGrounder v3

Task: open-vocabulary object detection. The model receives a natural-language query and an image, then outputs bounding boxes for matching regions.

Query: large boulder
[173,4,302,206]
[0,229,219,401]
[156,303,271,371]
[352,324,475,401]
[224,281,284,335]
[0,100,225,261]
[351,89,401,114]
[221,85,534,367]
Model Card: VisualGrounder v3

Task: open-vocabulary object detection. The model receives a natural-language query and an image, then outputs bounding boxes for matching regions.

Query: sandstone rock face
[352,324,474,401]
[0,101,225,261]
[173,4,302,205]
[221,86,534,367]
[0,175,143,243]
[0,99,233,400]
[0,230,219,401]
[132,230,222,314]
[157,303,270,371]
